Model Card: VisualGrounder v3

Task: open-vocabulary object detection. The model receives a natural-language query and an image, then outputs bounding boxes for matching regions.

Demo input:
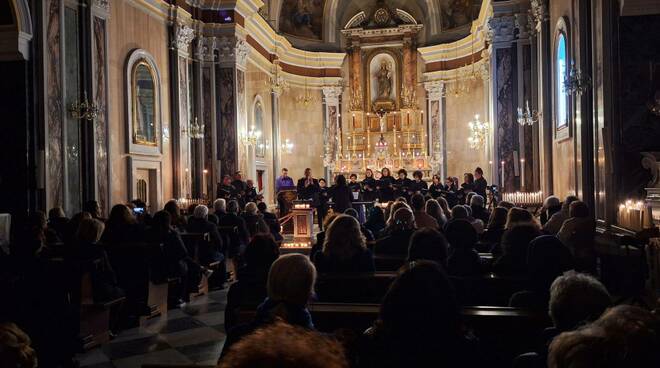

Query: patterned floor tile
[144,316,206,334]
[111,349,191,368]
[101,334,170,360]
[163,326,225,348]
[176,338,225,363]
[194,311,225,327]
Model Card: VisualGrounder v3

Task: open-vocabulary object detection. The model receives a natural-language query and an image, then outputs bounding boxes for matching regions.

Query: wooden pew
[237,303,549,366]
[75,259,126,350]
[104,242,170,324]
[315,271,526,306]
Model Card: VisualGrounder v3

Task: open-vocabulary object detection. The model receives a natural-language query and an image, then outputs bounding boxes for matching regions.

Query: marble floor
[76,290,228,368]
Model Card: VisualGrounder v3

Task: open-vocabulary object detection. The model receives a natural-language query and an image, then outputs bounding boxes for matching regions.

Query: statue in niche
[376,60,392,99]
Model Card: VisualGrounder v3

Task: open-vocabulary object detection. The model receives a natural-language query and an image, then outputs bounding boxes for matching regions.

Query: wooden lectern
[292,200,314,241]
[277,187,297,217]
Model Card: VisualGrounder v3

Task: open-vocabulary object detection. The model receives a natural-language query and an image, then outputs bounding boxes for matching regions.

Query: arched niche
[251,94,267,158]
[553,17,571,141]
[125,49,163,156]
[0,0,33,60]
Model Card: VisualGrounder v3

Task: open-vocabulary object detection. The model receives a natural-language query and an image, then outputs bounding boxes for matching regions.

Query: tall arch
[0,0,33,60]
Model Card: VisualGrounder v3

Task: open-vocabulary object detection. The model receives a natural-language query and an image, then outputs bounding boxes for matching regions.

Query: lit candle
[520,158,525,191]
[500,161,505,190]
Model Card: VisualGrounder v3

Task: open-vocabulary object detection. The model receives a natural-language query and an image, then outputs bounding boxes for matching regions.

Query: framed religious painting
[126,49,162,156]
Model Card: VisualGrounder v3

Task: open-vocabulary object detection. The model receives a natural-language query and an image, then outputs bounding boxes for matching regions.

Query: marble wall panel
[495,47,518,191]
[93,17,109,215]
[46,0,63,208]
[218,67,238,177]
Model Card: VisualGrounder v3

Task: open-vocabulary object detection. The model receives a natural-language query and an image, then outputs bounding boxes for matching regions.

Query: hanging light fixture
[242,125,262,146]
[296,50,318,107]
[188,117,205,139]
[517,100,540,126]
[467,114,488,150]
[69,91,100,121]
[563,61,591,95]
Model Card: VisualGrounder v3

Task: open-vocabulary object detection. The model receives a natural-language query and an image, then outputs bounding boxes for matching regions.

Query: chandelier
[242,125,262,146]
[296,51,319,107]
[281,138,294,154]
[69,91,100,121]
[563,62,591,95]
[517,100,540,126]
[265,56,289,92]
[467,114,488,150]
[188,117,205,139]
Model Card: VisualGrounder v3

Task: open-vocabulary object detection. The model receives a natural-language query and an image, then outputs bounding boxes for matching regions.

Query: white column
[322,85,343,171]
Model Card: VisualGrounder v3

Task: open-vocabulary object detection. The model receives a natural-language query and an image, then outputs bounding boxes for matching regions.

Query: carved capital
[322,85,343,105]
[195,36,216,62]
[486,15,516,44]
[514,13,530,39]
[424,81,445,100]
[529,0,549,30]
[217,36,250,68]
[172,24,195,52]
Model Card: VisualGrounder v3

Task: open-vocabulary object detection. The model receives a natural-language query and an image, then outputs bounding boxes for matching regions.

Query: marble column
[322,85,343,170]
[487,13,518,192]
[169,23,195,198]
[348,40,363,111]
[424,81,445,178]
[90,0,110,214]
[271,67,282,200]
[216,35,250,181]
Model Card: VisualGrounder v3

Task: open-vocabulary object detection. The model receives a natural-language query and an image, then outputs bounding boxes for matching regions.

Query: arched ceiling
[266,0,483,51]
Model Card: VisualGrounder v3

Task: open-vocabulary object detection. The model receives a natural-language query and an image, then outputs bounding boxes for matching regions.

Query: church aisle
[76,290,228,368]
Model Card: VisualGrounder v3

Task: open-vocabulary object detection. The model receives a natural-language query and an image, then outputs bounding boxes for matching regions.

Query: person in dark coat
[445,219,482,277]
[362,169,378,202]
[473,167,488,199]
[375,207,416,256]
[231,172,248,207]
[101,204,145,244]
[481,207,508,252]
[407,227,449,268]
[317,178,330,231]
[186,205,224,264]
[345,208,375,241]
[329,174,352,214]
[377,167,395,202]
[217,175,237,200]
[163,199,188,232]
[394,169,413,199]
[493,224,542,277]
[313,215,375,273]
[410,170,428,195]
[225,234,280,332]
[216,199,251,257]
[357,261,482,368]
[47,207,69,244]
[296,168,320,201]
[348,173,362,200]
[429,175,446,199]
[257,202,282,242]
[364,206,386,238]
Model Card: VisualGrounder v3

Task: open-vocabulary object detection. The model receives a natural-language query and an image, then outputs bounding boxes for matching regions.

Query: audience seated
[437,196,452,220]
[242,202,269,239]
[313,215,375,273]
[425,198,447,228]
[514,271,612,368]
[312,213,340,261]
[374,208,416,256]
[216,200,250,258]
[407,227,449,267]
[548,305,659,367]
[222,254,317,356]
[481,207,508,252]
[470,195,490,224]
[508,235,573,311]
[225,234,280,332]
[219,322,348,368]
[557,201,596,273]
[72,219,124,303]
[364,206,386,239]
[186,205,224,263]
[257,202,282,242]
[0,323,38,368]
[493,224,542,277]
[410,194,439,230]
[148,211,203,304]
[445,219,482,277]
[543,195,579,235]
[539,196,561,226]
[357,261,482,367]
[344,208,375,241]
[101,204,144,244]
[163,199,188,232]
[47,207,69,244]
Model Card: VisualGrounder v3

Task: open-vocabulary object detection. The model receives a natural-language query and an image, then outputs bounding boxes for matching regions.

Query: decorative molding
[486,15,516,44]
[172,24,195,51]
[216,36,251,68]
[92,0,110,13]
[514,13,530,40]
[529,0,548,30]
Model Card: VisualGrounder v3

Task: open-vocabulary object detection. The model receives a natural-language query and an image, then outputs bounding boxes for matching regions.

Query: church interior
[2,0,660,367]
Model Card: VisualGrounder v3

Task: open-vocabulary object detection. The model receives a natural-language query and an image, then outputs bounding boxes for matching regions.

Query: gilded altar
[333,5,431,177]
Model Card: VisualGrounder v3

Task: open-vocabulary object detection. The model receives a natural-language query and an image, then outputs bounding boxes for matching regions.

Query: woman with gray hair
[186,205,224,264]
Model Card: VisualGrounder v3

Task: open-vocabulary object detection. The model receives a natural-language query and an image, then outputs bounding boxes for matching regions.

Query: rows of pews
[223,250,551,367]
